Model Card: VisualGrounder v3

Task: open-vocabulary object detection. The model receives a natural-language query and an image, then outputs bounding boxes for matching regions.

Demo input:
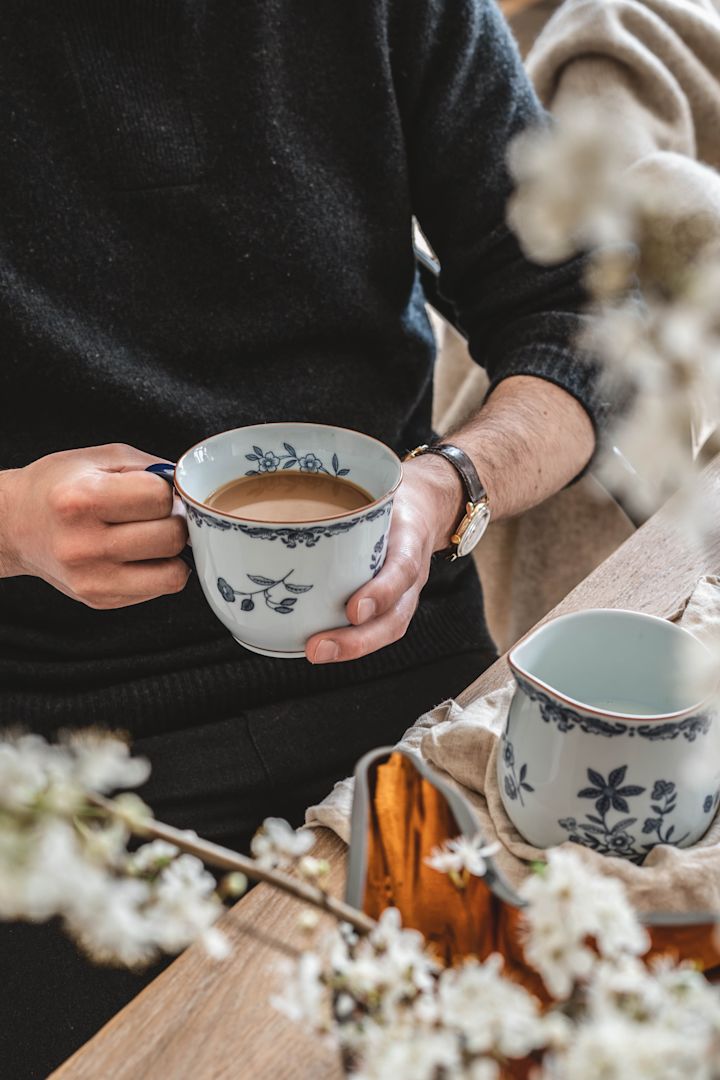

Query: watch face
[456,503,490,557]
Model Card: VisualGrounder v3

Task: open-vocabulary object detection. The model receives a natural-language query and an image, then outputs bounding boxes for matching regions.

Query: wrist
[0,470,22,578]
[404,454,465,551]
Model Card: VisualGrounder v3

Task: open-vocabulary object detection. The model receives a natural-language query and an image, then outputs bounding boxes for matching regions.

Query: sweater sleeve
[390,0,610,437]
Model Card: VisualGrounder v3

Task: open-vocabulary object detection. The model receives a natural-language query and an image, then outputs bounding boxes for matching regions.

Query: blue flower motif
[298,452,322,473]
[607,831,636,853]
[642,817,661,834]
[503,741,515,767]
[258,451,280,473]
[504,775,518,801]
[704,795,715,813]
[558,817,577,831]
[578,766,645,815]
[651,780,675,802]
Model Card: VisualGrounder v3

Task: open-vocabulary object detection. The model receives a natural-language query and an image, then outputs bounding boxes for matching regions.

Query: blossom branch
[90,792,377,936]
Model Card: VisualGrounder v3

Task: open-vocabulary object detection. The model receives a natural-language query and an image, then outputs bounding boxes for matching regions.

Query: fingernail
[356,598,377,624]
[313,640,340,664]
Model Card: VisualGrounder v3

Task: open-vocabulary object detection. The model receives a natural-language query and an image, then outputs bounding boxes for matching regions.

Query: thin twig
[90,793,377,935]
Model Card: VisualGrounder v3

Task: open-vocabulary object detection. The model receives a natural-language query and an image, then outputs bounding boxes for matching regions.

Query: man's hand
[0,444,190,608]
[305,454,463,663]
[305,375,595,664]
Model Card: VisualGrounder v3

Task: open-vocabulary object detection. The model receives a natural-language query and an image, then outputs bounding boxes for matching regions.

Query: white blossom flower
[128,839,180,875]
[466,1060,500,1080]
[426,834,500,884]
[590,259,720,518]
[250,818,315,869]
[201,926,231,961]
[542,1014,718,1080]
[298,909,321,933]
[0,736,54,811]
[507,104,636,265]
[67,853,223,967]
[271,952,329,1029]
[63,729,150,792]
[352,1022,460,1080]
[520,850,648,999]
[148,854,223,954]
[0,730,225,968]
[298,855,330,882]
[437,954,555,1059]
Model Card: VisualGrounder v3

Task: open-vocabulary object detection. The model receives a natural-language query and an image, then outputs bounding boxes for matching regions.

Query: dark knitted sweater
[0,0,601,734]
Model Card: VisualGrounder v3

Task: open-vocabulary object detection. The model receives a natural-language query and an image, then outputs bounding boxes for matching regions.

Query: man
[0,1,599,1074]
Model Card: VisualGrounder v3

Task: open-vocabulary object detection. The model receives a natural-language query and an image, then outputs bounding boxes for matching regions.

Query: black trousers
[0,645,494,1080]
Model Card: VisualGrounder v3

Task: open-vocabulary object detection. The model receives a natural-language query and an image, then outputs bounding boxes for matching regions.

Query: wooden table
[53,460,720,1080]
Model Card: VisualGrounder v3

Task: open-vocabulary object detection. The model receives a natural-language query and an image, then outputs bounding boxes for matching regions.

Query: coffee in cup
[206,472,373,522]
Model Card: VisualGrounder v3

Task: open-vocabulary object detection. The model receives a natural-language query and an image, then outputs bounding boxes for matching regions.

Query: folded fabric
[306,576,720,913]
[527,0,720,169]
[527,0,720,283]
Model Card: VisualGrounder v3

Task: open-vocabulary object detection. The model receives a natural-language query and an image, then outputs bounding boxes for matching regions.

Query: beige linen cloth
[434,0,720,650]
[307,577,720,912]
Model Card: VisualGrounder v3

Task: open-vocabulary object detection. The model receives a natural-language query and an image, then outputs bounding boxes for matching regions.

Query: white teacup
[497,609,720,862]
[149,423,402,658]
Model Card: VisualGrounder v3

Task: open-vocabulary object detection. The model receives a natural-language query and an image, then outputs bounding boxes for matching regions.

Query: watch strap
[421,444,487,506]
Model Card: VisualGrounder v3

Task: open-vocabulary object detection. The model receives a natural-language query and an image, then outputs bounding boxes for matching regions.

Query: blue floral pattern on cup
[369,535,387,577]
[500,739,535,808]
[555,767,697,863]
[641,780,688,846]
[244,443,350,478]
[187,502,391,548]
[515,673,712,743]
[217,572,313,614]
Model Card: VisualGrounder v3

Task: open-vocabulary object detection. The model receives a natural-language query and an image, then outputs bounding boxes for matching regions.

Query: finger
[306,588,419,663]
[100,516,189,562]
[67,558,191,609]
[92,443,172,472]
[92,471,175,523]
[345,540,428,625]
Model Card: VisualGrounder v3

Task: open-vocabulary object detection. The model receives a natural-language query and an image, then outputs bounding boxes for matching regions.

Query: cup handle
[145,463,195,570]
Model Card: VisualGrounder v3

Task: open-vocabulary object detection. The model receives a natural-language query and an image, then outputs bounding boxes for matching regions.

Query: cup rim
[508,607,714,723]
[173,421,404,525]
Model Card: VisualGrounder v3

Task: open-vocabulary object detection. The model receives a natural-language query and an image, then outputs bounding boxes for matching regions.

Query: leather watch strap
[422,444,486,505]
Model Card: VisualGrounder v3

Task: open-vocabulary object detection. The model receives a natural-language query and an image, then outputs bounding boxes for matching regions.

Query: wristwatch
[405,443,491,560]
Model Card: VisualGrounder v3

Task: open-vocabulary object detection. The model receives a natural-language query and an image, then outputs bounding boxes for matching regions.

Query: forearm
[413,374,596,550]
[0,469,21,578]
